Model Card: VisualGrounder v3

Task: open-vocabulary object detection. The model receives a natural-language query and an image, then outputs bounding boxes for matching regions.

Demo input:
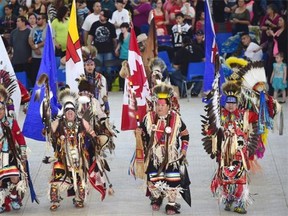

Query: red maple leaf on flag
[129,60,147,98]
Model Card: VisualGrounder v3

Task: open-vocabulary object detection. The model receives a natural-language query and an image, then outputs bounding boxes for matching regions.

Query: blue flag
[23,24,58,141]
[204,0,218,92]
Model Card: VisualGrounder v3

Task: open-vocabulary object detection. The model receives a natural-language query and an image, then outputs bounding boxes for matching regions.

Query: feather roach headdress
[152,83,174,101]
[222,80,242,104]
[82,46,97,63]
[58,87,77,112]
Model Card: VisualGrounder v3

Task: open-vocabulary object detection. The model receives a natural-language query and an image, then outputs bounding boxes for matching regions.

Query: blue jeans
[96,52,114,90]
[191,77,203,95]
[169,70,186,97]
[95,52,114,74]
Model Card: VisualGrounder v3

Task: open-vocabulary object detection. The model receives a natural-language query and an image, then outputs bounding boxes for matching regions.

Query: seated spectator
[193,29,204,58]
[171,12,193,53]
[170,36,204,97]
[224,0,237,21]
[195,10,204,32]
[236,32,263,62]
[191,0,205,21]
[148,0,169,36]
[181,0,195,27]
[169,0,182,26]
[230,0,250,35]
[190,29,205,96]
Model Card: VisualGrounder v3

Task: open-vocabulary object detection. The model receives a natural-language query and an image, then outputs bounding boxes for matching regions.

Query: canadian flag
[121,28,150,131]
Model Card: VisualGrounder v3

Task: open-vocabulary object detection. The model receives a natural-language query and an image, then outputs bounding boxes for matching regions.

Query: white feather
[78,95,90,104]
[242,67,266,89]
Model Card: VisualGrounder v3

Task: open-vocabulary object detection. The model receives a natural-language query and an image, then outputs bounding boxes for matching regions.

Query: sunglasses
[37,18,42,20]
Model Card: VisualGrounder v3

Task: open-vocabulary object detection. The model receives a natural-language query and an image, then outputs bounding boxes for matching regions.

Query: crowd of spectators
[0,0,287,98]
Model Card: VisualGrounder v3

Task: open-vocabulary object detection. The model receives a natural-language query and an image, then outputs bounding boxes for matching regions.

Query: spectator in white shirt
[82,1,102,45]
[111,0,130,39]
[240,32,263,62]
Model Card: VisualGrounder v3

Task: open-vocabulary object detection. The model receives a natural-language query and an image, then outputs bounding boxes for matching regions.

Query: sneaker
[0,207,5,213]
[11,201,20,210]
[234,206,247,214]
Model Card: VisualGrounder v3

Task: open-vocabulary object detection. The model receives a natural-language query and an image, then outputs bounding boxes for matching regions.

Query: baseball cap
[196,29,204,35]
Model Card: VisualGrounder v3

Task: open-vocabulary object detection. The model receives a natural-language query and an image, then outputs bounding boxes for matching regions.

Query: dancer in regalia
[135,83,190,215]
[201,58,282,214]
[0,78,33,212]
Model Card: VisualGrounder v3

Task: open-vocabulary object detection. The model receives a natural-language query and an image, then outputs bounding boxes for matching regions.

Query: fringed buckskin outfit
[211,107,258,213]
[49,115,91,209]
[202,58,281,214]
[139,83,190,214]
[48,89,97,211]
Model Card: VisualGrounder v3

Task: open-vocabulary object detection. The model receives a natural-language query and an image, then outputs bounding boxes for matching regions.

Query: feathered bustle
[240,61,267,92]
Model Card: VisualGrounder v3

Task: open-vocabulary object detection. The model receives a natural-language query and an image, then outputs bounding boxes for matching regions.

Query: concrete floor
[11,92,288,216]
